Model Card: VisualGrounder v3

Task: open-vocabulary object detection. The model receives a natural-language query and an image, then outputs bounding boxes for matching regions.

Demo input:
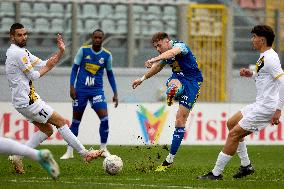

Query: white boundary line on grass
[4,178,230,189]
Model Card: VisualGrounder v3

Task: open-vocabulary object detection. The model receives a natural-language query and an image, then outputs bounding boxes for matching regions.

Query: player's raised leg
[49,111,102,162]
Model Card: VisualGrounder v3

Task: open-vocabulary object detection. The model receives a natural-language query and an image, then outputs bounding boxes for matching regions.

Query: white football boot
[100,148,111,158]
[38,149,60,180]
[60,146,74,160]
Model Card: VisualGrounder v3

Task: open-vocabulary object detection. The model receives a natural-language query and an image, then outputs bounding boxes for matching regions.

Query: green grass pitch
[0,145,283,189]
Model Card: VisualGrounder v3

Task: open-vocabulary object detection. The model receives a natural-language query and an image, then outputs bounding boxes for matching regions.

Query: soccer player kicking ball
[132,32,203,171]
[5,23,102,174]
[198,25,284,180]
[0,137,59,179]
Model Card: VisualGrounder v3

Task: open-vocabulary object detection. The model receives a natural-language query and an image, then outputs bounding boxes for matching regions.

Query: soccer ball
[103,155,123,175]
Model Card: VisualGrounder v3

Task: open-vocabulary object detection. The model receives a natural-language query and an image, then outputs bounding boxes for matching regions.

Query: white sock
[26,131,48,148]
[67,145,74,154]
[166,153,175,163]
[237,141,251,167]
[212,151,232,176]
[58,125,87,156]
[100,143,107,150]
[0,137,38,161]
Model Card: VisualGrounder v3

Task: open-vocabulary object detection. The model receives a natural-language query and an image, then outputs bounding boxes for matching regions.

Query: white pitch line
[2,179,230,189]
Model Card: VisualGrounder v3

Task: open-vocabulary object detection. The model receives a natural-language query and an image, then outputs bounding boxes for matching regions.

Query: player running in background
[5,23,102,174]
[198,25,284,180]
[132,32,203,171]
[0,137,59,179]
[60,29,118,159]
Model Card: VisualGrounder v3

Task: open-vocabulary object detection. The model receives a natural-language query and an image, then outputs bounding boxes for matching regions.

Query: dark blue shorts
[166,76,202,110]
[72,91,107,112]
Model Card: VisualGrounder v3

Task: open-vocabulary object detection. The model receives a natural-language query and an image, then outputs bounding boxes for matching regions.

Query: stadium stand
[0,2,14,17]
[2,0,281,69]
[114,4,128,19]
[85,19,99,31]
[81,4,98,19]
[21,17,34,32]
[34,18,49,33]
[50,18,64,34]
[33,2,49,18]
[20,2,33,18]
[49,3,65,18]
[0,17,14,33]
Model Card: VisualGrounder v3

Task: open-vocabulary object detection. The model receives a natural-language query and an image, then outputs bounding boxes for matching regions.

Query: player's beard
[15,39,27,48]
[17,41,26,48]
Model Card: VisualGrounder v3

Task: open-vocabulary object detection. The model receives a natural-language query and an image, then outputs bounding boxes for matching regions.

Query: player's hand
[132,78,143,89]
[240,68,253,77]
[57,34,65,53]
[271,109,281,125]
[113,93,118,108]
[70,86,76,100]
[145,58,155,68]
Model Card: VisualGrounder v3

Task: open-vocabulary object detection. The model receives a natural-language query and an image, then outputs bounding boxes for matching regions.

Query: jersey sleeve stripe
[23,65,33,73]
[275,73,284,80]
[102,47,111,55]
[31,58,40,66]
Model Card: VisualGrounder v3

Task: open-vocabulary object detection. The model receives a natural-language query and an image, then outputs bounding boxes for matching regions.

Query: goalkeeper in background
[132,32,203,171]
[60,29,118,159]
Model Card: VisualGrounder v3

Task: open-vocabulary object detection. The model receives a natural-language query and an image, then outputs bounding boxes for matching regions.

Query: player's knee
[54,118,68,128]
[45,129,53,137]
[228,130,241,142]
[176,116,187,126]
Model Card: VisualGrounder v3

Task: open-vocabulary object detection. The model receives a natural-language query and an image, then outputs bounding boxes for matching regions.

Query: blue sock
[99,116,109,144]
[170,127,185,155]
[69,119,80,137]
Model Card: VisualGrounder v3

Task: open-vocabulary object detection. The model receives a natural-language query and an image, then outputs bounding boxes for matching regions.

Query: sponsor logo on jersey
[85,63,100,75]
[21,56,28,64]
[85,76,95,86]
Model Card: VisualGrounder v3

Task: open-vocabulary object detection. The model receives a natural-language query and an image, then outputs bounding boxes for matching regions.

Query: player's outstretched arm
[145,47,181,68]
[38,34,65,77]
[132,62,164,89]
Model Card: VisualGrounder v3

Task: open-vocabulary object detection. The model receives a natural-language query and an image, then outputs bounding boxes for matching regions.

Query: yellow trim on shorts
[275,73,284,80]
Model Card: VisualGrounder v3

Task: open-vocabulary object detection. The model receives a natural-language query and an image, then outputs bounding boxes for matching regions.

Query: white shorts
[239,103,275,133]
[16,99,54,124]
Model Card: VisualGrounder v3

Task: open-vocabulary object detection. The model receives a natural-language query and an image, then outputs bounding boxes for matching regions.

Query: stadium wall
[1,102,283,145]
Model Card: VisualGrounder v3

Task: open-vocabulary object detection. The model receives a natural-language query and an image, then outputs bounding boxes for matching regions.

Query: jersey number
[39,109,48,118]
